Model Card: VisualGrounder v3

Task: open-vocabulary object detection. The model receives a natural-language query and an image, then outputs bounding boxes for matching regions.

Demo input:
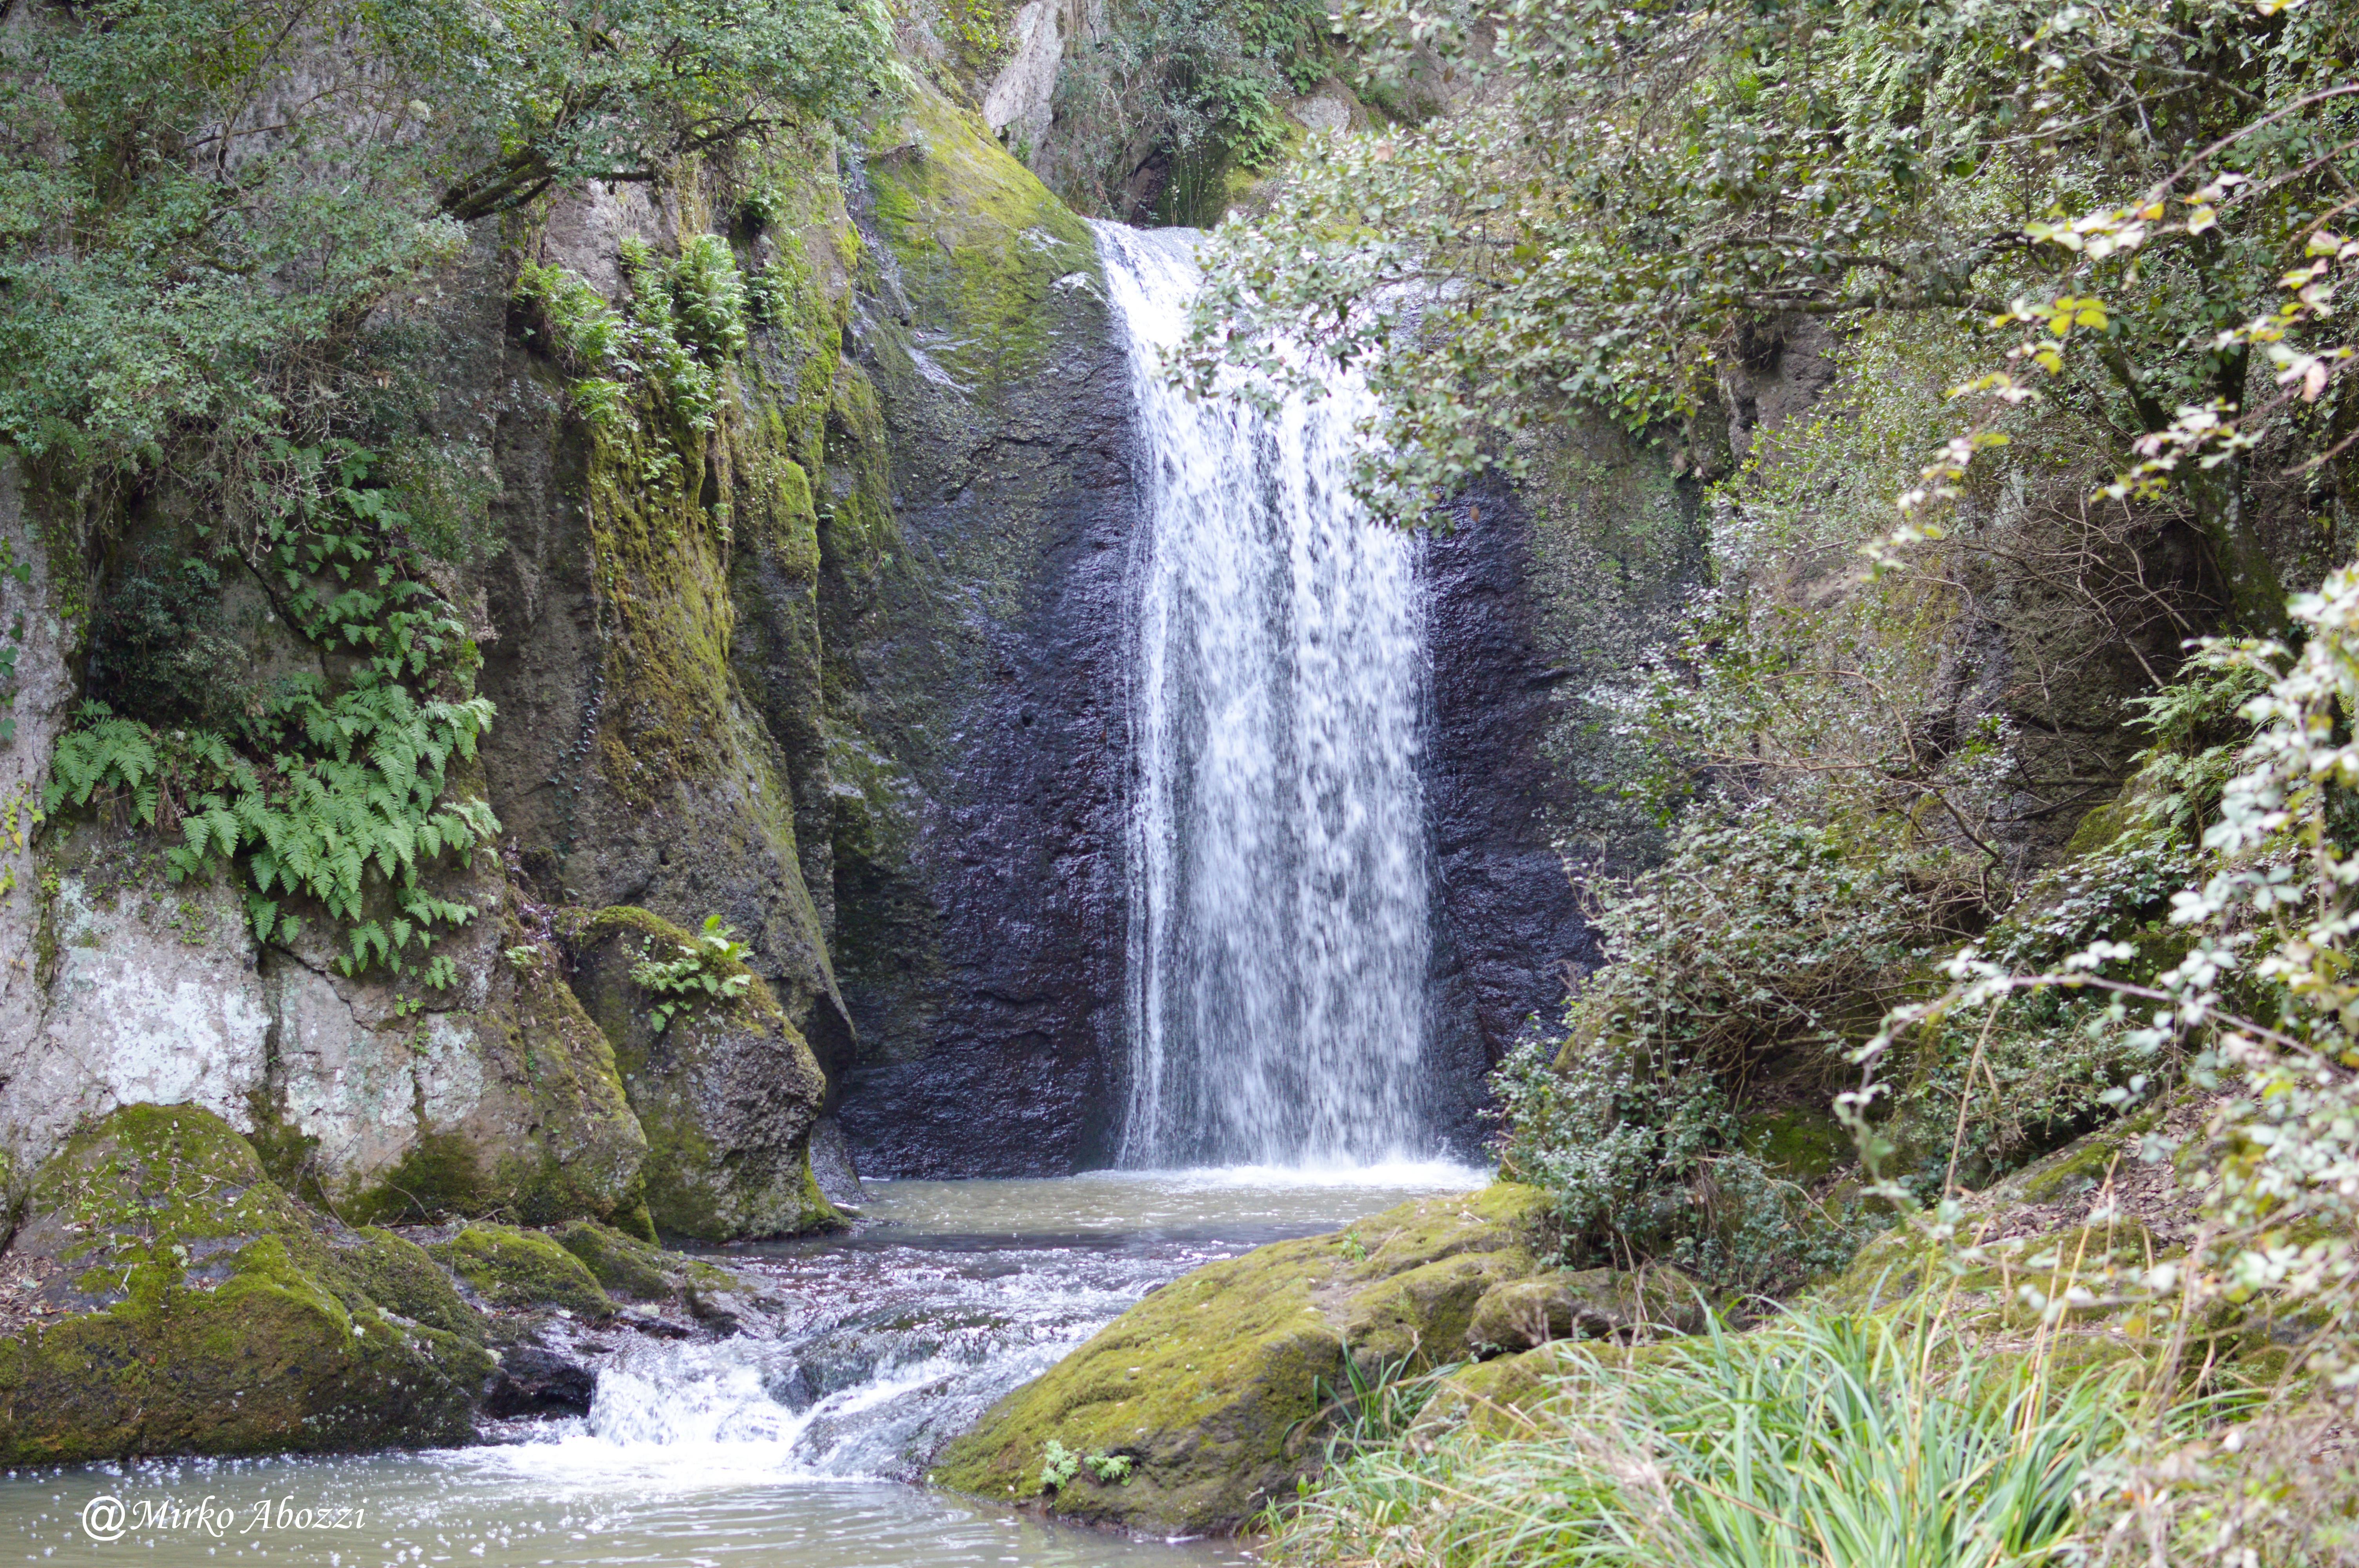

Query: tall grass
[1272,1308,2153,1568]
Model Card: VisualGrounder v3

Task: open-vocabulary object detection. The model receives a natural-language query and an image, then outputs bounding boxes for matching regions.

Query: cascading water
[1097,222,1434,1170]
[0,1175,1479,1568]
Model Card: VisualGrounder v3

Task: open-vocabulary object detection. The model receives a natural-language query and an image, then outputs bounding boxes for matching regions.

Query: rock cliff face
[823,90,1136,1177]
[0,80,1147,1199]
[1421,425,1708,1103]
[0,63,1687,1198]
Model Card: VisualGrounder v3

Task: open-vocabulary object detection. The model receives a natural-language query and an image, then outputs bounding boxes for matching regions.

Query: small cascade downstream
[0,226,1477,1567]
[1097,223,1436,1170]
[0,1172,1475,1568]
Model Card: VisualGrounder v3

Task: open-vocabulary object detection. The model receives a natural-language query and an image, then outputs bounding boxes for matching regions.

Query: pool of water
[0,1165,1484,1568]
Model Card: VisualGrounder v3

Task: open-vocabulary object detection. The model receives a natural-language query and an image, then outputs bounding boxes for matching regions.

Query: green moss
[348,1131,498,1226]
[429,1223,614,1318]
[2061,791,2137,858]
[335,1228,487,1341]
[0,1105,492,1463]
[1741,1109,1851,1185]
[932,1185,1558,1536]
[862,85,1098,394]
[548,1218,729,1300]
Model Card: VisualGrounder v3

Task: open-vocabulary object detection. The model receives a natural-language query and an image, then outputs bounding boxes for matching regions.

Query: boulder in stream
[0,1105,493,1463]
[932,1183,1606,1535]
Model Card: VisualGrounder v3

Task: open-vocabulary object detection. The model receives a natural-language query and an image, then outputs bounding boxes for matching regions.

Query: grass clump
[1275,1308,2151,1568]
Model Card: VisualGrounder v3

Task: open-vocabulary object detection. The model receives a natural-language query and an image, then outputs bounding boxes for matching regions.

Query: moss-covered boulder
[428,1224,614,1318]
[1464,1264,1705,1356]
[931,1184,1558,1535]
[559,906,838,1241]
[550,1218,738,1301]
[1418,1336,1695,1439]
[0,1105,493,1463]
[332,1227,489,1341]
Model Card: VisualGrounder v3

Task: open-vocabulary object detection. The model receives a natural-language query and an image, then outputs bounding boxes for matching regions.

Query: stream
[0,1166,1480,1568]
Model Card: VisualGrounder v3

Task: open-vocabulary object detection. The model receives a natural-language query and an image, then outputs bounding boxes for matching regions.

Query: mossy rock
[331,912,650,1233]
[1740,1108,1851,1184]
[1417,1336,1694,1439]
[932,1183,1556,1536]
[333,1228,487,1341]
[864,83,1098,395]
[550,1219,736,1301]
[558,906,839,1243]
[429,1224,614,1318]
[1465,1264,1706,1356]
[0,1105,493,1463]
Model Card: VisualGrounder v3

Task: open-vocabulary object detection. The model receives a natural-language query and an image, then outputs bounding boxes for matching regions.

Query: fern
[45,443,498,986]
[629,915,754,1031]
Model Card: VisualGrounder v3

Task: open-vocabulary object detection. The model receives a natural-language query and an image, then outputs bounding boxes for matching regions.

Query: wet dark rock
[824,89,1135,1177]
[1420,430,1708,1119]
[685,1283,773,1337]
[483,1345,597,1418]
[807,1116,868,1210]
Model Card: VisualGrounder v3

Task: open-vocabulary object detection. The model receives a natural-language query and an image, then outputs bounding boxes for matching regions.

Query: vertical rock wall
[0,68,1704,1189]
[1421,422,1708,1113]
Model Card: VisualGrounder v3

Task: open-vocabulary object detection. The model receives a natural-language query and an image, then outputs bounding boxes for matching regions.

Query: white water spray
[1097,222,1433,1169]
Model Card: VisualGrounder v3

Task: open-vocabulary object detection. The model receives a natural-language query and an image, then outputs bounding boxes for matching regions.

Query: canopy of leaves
[0,0,892,478]
[1180,0,2357,572]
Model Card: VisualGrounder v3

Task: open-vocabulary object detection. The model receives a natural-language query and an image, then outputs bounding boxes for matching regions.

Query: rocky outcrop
[559,906,837,1240]
[932,1184,1579,1535]
[0,1103,783,1462]
[1463,1264,1704,1356]
[0,1104,492,1462]
[6,822,649,1229]
[3,80,1143,1190]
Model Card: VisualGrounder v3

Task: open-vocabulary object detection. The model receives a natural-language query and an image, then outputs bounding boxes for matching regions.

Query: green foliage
[1049,0,1330,222]
[1038,1437,1081,1490]
[629,915,754,1032]
[516,237,754,437]
[1494,804,1969,1290]
[1300,1343,1458,1465]
[1038,1438,1135,1489]
[0,0,890,533]
[939,0,1007,58]
[1873,571,2359,1401]
[0,532,35,745]
[1271,1307,2161,1568]
[44,444,496,982]
[1185,0,2359,542]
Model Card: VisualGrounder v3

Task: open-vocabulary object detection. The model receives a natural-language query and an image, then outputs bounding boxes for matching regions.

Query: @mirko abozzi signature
[80,1493,369,1543]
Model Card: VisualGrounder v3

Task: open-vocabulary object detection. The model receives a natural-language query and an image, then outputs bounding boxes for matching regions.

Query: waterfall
[1096,222,1433,1170]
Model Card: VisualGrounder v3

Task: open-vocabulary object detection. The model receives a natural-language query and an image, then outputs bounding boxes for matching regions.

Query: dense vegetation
[1043,0,1335,223]
[0,0,893,977]
[1187,0,2359,1556]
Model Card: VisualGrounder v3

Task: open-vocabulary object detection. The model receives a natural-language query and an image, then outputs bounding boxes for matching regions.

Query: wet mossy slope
[932,1184,1559,1534]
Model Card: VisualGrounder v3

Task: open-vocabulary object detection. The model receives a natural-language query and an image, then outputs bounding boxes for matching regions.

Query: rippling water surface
[0,1165,1483,1568]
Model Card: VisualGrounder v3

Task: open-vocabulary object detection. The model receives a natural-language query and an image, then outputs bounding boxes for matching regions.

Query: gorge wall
[0,70,1690,1200]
